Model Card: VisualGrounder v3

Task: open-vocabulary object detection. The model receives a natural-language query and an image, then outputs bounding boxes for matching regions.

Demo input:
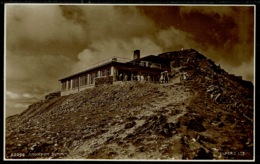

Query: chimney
[133,49,140,60]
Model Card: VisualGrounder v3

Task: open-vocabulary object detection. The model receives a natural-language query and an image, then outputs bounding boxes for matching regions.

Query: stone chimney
[133,49,140,60]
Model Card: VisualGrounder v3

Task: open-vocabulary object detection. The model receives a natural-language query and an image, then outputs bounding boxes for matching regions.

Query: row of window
[61,68,112,90]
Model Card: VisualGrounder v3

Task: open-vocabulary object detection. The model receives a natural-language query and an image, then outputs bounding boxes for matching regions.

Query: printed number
[10,153,25,157]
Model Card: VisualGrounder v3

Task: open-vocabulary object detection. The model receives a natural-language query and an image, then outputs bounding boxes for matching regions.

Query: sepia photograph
[4,3,255,161]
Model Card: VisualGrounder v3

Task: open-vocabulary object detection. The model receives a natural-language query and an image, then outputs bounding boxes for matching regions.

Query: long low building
[59,50,171,96]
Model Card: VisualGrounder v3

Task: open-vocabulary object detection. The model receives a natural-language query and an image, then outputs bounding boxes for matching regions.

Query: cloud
[6,50,73,94]
[179,6,254,64]
[72,37,163,73]
[179,6,234,17]
[6,5,86,46]
[6,91,20,99]
[156,27,197,51]
[23,93,33,98]
[77,6,157,41]
[13,103,29,109]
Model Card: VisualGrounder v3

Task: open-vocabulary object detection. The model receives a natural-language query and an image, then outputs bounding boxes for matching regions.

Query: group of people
[160,71,169,83]
[118,73,152,82]
[117,70,171,83]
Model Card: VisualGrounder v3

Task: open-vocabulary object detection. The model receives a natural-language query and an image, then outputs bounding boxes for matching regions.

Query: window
[90,74,93,84]
[81,76,85,86]
[72,79,74,88]
[90,72,97,84]
[75,78,79,88]
[85,75,88,85]
[61,81,66,90]
[68,80,71,89]
[101,68,111,77]
[80,74,88,86]
[72,78,79,89]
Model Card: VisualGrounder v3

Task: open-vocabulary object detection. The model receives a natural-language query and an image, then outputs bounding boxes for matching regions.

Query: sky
[5,4,254,117]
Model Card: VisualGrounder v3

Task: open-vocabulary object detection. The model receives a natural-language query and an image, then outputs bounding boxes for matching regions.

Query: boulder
[187,116,206,132]
[193,147,213,159]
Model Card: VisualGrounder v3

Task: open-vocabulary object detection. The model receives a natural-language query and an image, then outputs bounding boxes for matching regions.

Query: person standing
[140,74,144,82]
[160,72,164,83]
[124,74,128,81]
[147,74,151,82]
[165,71,169,83]
[137,74,141,81]
[119,74,123,81]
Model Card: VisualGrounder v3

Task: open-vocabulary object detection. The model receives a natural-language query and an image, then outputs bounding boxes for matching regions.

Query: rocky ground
[5,80,253,160]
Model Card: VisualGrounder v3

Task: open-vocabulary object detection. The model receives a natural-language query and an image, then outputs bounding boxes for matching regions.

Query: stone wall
[95,76,113,86]
[45,91,61,100]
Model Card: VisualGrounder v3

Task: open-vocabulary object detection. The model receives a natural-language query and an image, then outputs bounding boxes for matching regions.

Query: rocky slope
[5,49,254,160]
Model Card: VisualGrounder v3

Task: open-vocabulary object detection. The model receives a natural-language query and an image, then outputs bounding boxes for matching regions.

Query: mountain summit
[5,49,254,160]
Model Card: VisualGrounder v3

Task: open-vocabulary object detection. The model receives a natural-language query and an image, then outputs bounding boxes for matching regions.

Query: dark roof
[135,55,171,64]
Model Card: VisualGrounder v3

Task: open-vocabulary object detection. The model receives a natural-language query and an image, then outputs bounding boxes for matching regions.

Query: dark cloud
[59,5,87,25]
[5,5,254,117]
[6,5,89,60]
[137,5,238,48]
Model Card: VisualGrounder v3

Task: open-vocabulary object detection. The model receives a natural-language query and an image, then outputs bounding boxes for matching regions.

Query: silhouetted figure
[165,71,169,83]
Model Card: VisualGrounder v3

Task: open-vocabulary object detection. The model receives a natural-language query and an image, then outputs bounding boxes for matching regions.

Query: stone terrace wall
[95,76,113,86]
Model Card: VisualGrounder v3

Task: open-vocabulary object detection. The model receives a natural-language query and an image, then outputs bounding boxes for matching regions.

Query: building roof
[130,55,170,65]
[59,54,170,81]
[59,60,115,81]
